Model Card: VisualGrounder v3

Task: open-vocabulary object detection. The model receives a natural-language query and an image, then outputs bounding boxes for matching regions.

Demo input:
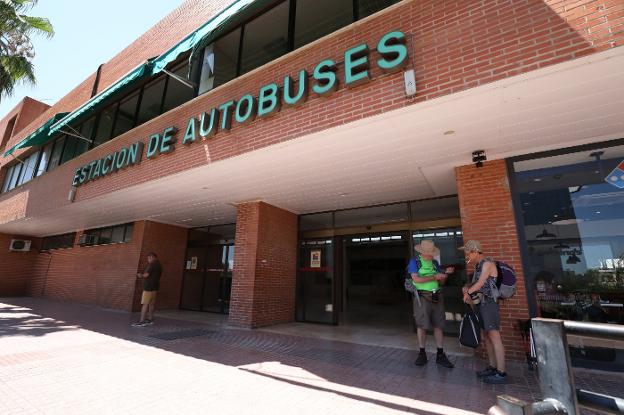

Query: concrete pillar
[229,201,298,328]
[456,159,530,360]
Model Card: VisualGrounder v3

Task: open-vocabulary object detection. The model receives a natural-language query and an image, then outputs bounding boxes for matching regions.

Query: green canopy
[49,63,151,135]
[50,0,272,137]
[3,112,69,157]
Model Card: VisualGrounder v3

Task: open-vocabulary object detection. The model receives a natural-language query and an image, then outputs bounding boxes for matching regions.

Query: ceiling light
[535,228,556,239]
[566,253,582,264]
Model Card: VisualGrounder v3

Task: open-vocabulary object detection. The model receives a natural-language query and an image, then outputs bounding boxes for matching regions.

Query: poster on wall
[310,250,321,268]
[191,256,198,269]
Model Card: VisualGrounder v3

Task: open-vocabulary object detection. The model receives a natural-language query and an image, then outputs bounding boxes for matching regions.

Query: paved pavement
[1,298,621,415]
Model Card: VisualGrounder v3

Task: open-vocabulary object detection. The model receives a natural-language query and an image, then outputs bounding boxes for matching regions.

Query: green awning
[153,0,274,76]
[49,63,151,135]
[3,112,69,157]
[49,0,273,136]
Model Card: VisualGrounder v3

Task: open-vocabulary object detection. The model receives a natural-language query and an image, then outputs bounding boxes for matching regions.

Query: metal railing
[488,318,624,415]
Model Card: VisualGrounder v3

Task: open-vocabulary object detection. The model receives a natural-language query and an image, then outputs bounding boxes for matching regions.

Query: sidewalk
[0,298,620,414]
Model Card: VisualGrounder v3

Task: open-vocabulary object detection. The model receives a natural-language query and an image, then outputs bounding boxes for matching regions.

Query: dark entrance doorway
[180,225,235,314]
[343,233,411,328]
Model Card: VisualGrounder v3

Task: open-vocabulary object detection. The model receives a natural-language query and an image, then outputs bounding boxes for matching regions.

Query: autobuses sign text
[72,30,409,187]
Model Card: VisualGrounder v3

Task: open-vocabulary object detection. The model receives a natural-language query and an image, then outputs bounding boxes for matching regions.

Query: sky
[0,0,186,119]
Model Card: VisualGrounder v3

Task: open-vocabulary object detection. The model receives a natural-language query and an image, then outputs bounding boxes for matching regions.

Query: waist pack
[459,309,481,348]
[495,261,517,300]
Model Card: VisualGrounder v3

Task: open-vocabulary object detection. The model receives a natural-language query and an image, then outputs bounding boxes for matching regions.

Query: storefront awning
[49,0,272,137]
[48,63,151,135]
[3,112,69,157]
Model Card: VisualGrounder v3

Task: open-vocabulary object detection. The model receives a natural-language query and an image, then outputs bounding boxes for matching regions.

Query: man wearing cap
[460,240,507,384]
[408,240,455,368]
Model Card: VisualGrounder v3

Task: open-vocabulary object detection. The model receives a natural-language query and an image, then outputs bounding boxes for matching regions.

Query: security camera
[472,150,487,168]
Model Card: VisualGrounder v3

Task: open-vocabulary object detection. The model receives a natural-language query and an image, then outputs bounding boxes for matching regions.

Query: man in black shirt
[132,252,162,327]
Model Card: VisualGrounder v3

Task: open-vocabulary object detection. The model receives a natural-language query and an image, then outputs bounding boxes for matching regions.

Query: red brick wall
[134,221,188,311]
[229,202,298,328]
[0,233,41,296]
[455,159,530,360]
[28,225,144,310]
[3,0,622,218]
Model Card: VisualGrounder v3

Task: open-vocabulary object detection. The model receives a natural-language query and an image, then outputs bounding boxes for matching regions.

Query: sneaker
[143,320,154,326]
[131,321,147,327]
[414,352,428,366]
[482,371,508,384]
[476,365,497,378]
[436,353,454,368]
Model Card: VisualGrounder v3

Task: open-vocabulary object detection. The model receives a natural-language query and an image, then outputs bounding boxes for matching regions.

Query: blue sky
[0,0,185,118]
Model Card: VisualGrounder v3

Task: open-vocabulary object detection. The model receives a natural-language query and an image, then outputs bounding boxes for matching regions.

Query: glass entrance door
[180,225,235,314]
[296,239,335,324]
[180,243,234,314]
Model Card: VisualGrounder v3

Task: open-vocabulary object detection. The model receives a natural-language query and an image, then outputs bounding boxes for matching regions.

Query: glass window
[410,197,461,222]
[18,152,39,185]
[123,223,133,242]
[358,0,398,19]
[8,163,21,189]
[93,104,117,147]
[113,92,139,137]
[199,27,241,94]
[111,225,125,243]
[513,142,624,332]
[2,165,15,192]
[36,142,53,177]
[300,212,333,231]
[60,136,78,164]
[47,136,65,172]
[81,117,96,144]
[240,1,290,74]
[294,0,353,49]
[162,61,196,113]
[137,76,166,125]
[334,203,408,228]
[41,233,75,250]
[99,227,113,244]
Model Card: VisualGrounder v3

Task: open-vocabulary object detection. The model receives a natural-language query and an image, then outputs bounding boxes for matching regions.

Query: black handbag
[459,306,481,348]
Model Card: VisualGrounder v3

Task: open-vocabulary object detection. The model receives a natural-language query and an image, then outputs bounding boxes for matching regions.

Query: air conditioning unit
[78,234,98,246]
[9,239,31,252]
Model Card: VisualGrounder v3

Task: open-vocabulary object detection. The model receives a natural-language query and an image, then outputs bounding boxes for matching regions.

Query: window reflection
[514,143,624,327]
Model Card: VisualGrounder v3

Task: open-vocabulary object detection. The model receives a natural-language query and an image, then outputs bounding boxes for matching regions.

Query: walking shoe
[482,371,508,384]
[414,351,428,366]
[476,365,497,378]
[436,352,454,368]
[131,321,147,327]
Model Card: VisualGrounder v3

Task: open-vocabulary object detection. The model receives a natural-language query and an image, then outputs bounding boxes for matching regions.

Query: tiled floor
[1,297,621,415]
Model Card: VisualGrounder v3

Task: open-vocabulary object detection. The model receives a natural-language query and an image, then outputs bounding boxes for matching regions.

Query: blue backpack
[404,257,441,293]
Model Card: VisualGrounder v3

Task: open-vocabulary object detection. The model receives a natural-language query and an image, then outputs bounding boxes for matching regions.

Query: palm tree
[0,0,53,102]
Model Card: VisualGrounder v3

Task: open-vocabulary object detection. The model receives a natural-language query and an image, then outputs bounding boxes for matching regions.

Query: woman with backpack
[460,240,508,384]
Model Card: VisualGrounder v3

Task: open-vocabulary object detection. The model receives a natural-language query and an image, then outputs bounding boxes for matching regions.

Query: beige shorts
[141,290,157,305]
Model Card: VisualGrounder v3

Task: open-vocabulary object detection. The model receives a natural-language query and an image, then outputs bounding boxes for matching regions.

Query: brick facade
[0,221,187,312]
[0,233,41,296]
[134,221,188,311]
[2,0,624,219]
[455,159,530,360]
[229,201,298,328]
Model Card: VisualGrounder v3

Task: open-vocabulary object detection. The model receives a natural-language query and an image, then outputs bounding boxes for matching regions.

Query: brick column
[456,159,530,360]
[229,201,298,328]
